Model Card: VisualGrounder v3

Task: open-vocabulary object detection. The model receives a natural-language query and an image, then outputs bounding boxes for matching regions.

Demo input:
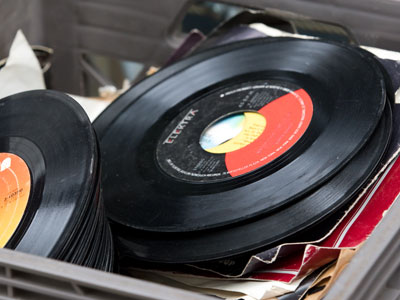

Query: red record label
[226,88,313,177]
[157,81,314,182]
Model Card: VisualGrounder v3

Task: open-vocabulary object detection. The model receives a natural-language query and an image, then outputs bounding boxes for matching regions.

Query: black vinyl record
[113,101,392,263]
[94,38,390,263]
[0,90,113,271]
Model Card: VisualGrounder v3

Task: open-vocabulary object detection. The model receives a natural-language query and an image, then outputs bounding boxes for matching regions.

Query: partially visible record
[0,90,113,271]
[94,38,391,263]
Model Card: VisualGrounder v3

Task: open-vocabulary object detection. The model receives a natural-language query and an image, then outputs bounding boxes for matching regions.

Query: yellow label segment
[0,153,31,248]
[208,112,266,154]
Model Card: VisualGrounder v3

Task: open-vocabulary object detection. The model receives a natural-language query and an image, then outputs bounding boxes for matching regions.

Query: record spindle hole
[95,38,390,262]
[200,111,266,154]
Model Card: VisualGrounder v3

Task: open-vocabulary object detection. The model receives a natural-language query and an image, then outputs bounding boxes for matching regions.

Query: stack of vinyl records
[93,37,393,264]
[0,90,113,271]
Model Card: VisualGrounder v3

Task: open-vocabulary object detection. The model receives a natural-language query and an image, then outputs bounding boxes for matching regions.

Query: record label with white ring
[156,80,313,182]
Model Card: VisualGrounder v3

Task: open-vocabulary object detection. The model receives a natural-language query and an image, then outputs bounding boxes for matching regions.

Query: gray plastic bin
[2,0,400,299]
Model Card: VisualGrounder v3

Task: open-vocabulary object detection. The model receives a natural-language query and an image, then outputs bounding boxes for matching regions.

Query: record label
[200,111,266,154]
[156,80,313,182]
[0,153,30,247]
[95,38,390,262]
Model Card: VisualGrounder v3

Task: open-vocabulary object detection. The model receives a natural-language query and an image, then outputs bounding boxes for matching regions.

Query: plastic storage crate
[0,247,216,299]
[2,0,400,299]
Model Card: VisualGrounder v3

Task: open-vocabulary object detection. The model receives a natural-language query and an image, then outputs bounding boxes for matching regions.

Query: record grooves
[93,37,393,263]
[113,101,392,263]
[0,90,113,271]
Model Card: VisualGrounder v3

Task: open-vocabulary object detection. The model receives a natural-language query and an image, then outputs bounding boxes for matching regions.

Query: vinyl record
[94,38,389,263]
[113,101,392,263]
[0,90,113,271]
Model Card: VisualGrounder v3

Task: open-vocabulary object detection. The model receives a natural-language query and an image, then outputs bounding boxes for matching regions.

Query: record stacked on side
[0,90,113,271]
[94,38,393,264]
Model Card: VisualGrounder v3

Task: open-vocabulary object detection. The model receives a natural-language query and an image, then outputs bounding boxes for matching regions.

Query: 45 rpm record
[0,90,113,271]
[113,100,392,263]
[95,38,387,236]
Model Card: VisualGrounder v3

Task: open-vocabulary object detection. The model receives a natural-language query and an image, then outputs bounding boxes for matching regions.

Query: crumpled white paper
[129,268,302,300]
[0,30,111,121]
[160,273,302,300]
[0,30,45,98]
[71,94,111,121]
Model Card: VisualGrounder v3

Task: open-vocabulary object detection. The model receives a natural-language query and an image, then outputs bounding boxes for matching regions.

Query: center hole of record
[199,111,266,154]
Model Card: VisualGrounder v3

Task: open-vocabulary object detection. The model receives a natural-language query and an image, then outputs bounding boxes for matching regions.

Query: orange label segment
[0,153,31,248]
[225,89,313,177]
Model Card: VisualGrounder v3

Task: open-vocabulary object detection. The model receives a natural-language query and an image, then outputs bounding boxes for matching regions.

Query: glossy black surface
[113,102,391,263]
[95,38,387,233]
[0,90,113,271]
